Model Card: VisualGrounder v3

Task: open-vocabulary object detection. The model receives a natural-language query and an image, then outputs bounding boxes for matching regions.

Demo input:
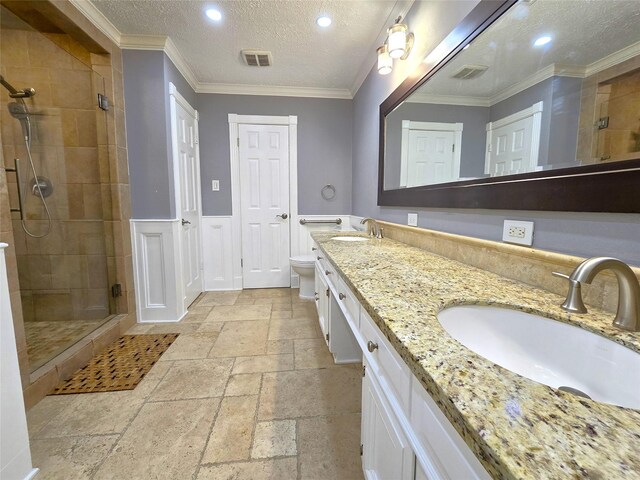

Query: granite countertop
[311,232,640,480]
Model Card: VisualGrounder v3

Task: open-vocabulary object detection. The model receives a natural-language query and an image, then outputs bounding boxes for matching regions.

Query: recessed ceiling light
[316,16,332,28]
[533,35,552,47]
[205,8,222,22]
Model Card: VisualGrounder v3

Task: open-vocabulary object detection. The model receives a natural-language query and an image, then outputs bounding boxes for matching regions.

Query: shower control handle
[181,218,191,226]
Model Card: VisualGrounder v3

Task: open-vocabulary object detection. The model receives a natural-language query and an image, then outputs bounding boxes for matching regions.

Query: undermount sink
[438,305,640,409]
[331,236,369,242]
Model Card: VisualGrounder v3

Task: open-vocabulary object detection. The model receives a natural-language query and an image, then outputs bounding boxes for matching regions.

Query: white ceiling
[89,0,407,95]
[416,0,640,101]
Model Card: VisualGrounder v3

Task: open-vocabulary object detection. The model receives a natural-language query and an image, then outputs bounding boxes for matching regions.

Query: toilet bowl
[290,255,316,300]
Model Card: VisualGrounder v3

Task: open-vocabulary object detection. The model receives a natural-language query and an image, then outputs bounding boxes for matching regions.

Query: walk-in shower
[2,75,53,238]
[1,5,116,372]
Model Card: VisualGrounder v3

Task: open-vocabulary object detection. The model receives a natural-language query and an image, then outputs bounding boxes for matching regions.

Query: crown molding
[406,93,490,107]
[69,0,121,45]
[585,40,640,77]
[196,82,352,99]
[350,0,415,97]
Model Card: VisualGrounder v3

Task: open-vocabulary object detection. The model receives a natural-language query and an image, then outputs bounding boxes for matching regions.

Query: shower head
[8,102,31,143]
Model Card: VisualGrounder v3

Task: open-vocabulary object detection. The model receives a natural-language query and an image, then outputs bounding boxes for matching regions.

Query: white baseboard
[130,219,186,322]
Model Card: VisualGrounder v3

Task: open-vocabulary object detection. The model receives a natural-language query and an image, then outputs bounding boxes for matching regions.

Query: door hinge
[452,144,455,153]
[362,364,366,377]
[97,93,109,111]
[360,444,363,456]
[111,283,122,298]
[241,258,243,267]
[237,137,240,147]
[325,288,329,298]
[325,333,329,342]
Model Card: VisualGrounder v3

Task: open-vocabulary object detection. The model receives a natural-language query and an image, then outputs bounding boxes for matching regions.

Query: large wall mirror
[379,0,640,212]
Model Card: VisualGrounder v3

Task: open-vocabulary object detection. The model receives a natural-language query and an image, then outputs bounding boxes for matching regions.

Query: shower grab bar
[299,218,342,225]
[5,158,24,220]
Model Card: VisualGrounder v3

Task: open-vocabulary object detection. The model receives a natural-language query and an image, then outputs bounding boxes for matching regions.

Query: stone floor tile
[150,358,233,401]
[294,338,337,369]
[232,354,294,374]
[196,322,225,333]
[196,291,241,307]
[159,332,219,361]
[268,317,321,340]
[93,398,219,480]
[207,304,272,322]
[258,368,361,420]
[209,321,269,357]
[124,323,152,334]
[146,323,201,334]
[27,395,77,438]
[249,288,292,298]
[187,305,214,316]
[266,339,294,354]
[30,434,119,480]
[225,373,262,396]
[197,458,297,480]
[130,360,173,399]
[36,391,145,438]
[270,310,293,319]
[251,420,297,459]
[201,395,258,464]
[298,414,364,480]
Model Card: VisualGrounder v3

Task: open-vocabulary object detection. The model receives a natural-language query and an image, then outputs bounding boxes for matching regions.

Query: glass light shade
[388,23,408,59]
[377,45,392,75]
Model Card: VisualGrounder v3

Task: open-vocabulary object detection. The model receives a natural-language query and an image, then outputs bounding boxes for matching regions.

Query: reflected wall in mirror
[383,0,640,190]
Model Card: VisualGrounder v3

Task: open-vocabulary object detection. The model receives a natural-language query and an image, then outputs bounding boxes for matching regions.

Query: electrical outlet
[407,213,418,226]
[211,180,220,191]
[502,220,534,246]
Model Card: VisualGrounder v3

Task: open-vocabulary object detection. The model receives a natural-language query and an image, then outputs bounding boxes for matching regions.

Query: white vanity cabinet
[313,241,489,480]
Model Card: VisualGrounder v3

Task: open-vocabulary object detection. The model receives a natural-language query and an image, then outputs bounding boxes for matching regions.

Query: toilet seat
[289,254,315,268]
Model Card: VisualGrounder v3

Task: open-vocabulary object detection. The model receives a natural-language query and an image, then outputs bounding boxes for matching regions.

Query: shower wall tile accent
[0,0,136,407]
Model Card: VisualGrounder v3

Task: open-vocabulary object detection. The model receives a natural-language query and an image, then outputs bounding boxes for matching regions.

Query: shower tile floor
[25,319,106,370]
[27,288,364,479]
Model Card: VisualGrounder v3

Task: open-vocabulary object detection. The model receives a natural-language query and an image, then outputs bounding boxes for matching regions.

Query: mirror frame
[378,0,640,213]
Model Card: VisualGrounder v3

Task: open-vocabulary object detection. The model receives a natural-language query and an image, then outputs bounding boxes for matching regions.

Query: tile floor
[25,319,107,370]
[27,288,364,479]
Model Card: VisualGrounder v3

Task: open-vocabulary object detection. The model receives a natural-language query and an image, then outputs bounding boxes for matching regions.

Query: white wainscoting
[131,219,186,322]
[201,216,238,291]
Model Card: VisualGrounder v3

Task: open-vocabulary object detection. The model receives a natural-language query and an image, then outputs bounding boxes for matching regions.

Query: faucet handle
[553,272,588,314]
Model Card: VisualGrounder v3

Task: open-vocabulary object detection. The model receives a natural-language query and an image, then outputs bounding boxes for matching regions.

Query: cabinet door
[315,264,329,341]
[362,363,414,480]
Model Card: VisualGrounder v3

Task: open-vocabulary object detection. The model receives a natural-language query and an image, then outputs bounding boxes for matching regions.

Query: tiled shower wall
[1,25,112,324]
[0,0,135,407]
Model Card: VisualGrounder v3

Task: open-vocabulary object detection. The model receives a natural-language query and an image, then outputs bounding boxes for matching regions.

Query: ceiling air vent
[452,64,489,80]
[241,50,273,67]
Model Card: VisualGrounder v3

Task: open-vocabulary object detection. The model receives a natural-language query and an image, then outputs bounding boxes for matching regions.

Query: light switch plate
[407,213,418,226]
[502,220,534,246]
[211,180,220,191]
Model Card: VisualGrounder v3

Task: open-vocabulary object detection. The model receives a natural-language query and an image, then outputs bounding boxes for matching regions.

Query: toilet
[290,255,316,300]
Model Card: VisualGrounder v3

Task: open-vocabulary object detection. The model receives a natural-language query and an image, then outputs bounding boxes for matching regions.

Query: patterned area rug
[50,334,179,395]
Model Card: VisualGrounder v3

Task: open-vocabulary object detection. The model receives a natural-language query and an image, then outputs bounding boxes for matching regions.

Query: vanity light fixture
[316,16,332,27]
[377,45,392,75]
[376,16,414,74]
[533,35,552,46]
[205,8,222,22]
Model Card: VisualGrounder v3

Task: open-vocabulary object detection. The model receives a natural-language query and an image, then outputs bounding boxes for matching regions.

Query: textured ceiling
[92,0,400,89]
[418,0,640,99]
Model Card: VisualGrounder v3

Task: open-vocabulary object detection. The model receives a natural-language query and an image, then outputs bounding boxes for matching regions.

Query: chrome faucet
[360,218,383,239]
[554,257,640,332]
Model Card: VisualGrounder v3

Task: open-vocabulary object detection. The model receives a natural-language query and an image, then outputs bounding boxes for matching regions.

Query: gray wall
[123,51,197,219]
[352,2,640,266]
[196,94,352,216]
[384,102,489,188]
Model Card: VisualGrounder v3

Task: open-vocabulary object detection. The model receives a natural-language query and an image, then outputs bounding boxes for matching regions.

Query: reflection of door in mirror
[485,102,543,176]
[400,121,462,187]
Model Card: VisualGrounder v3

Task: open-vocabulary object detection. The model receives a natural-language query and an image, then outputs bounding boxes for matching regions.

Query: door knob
[276,213,288,220]
[181,218,191,226]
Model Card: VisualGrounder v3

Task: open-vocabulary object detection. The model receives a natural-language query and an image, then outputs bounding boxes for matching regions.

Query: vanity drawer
[337,277,360,329]
[360,309,411,414]
[321,259,338,289]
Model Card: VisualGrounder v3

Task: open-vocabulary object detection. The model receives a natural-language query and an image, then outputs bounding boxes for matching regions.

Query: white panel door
[407,130,456,186]
[488,116,534,176]
[175,100,202,308]
[239,124,290,288]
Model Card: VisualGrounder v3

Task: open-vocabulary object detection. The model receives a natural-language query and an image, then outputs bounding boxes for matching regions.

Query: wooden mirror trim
[377,0,640,213]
